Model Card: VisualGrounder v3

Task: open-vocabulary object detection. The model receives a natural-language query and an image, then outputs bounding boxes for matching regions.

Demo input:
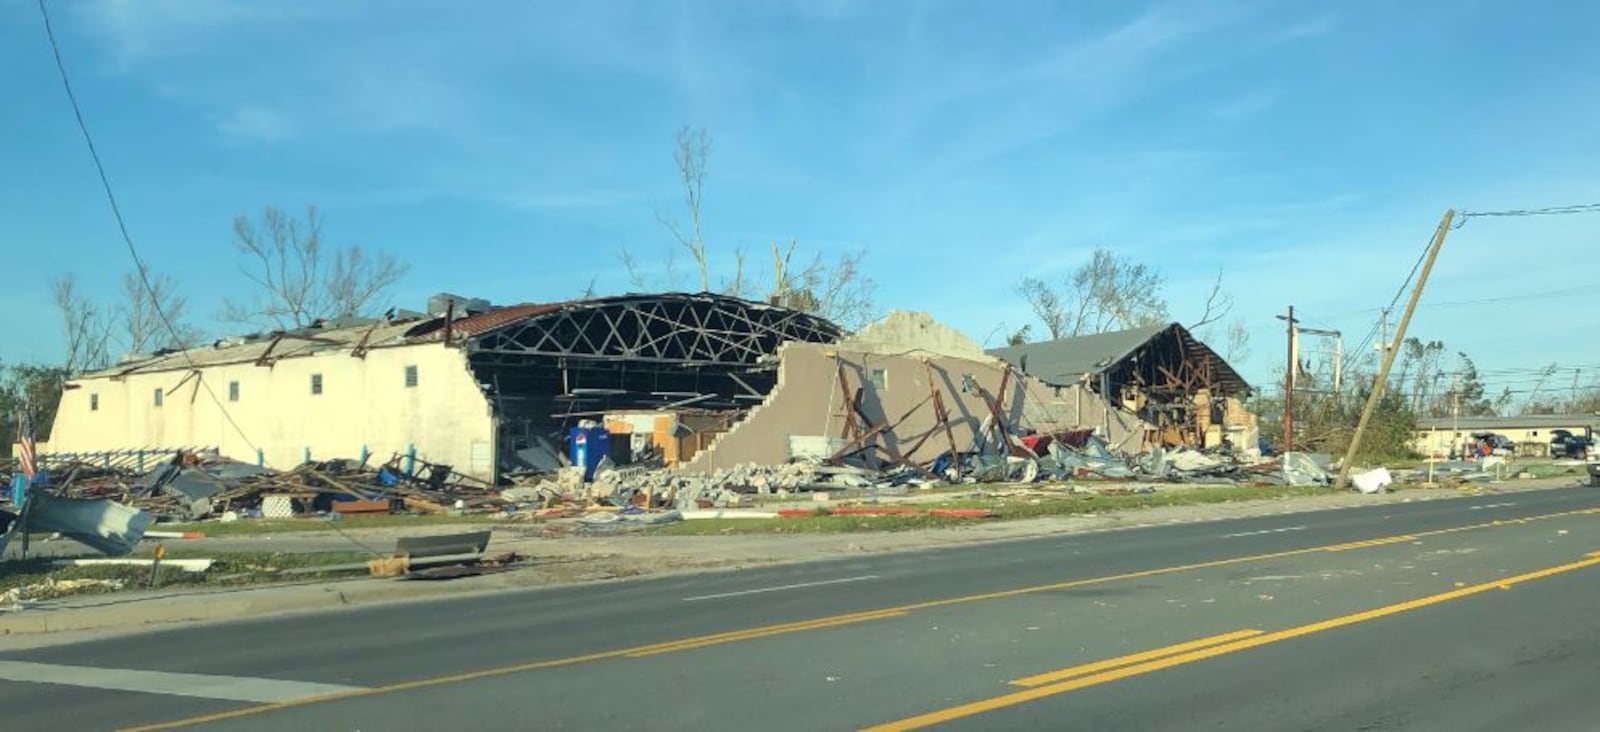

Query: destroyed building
[46,294,1191,485]
[679,311,1147,473]
[47,293,840,482]
[987,323,1257,451]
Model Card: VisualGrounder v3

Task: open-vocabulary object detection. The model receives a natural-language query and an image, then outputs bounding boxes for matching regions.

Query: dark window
[90,393,99,411]
[405,365,418,388]
[311,373,323,395]
[228,381,240,402]
[153,388,164,407]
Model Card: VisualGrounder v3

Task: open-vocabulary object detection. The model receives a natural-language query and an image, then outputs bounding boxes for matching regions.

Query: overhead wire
[36,0,258,451]
[1453,202,1600,229]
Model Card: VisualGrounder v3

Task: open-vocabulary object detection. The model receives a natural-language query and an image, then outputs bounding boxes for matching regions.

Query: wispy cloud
[1274,14,1339,43]
[217,106,291,142]
[1210,88,1278,121]
[878,3,1259,177]
[497,189,648,211]
[76,0,314,67]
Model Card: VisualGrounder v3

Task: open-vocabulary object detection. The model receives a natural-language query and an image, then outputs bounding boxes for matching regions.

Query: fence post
[359,444,369,465]
[303,447,311,465]
[405,444,416,475]
[256,447,265,467]
[137,450,145,472]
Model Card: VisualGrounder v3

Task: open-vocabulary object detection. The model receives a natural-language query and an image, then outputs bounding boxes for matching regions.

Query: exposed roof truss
[466,293,841,366]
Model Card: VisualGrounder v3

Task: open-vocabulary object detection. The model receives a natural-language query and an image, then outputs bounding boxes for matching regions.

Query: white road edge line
[1470,502,1518,510]
[0,660,365,703]
[683,575,881,602]
[1221,526,1308,539]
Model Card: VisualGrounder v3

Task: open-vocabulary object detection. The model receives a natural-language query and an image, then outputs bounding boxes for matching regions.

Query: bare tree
[1224,318,1250,364]
[1189,269,1233,330]
[620,128,879,329]
[615,247,682,291]
[51,274,112,373]
[120,265,199,354]
[657,126,711,292]
[225,206,408,329]
[1017,248,1167,339]
[769,240,877,330]
[1075,248,1168,332]
[1016,277,1067,340]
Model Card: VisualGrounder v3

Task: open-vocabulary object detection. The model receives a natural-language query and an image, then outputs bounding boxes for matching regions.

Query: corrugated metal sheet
[987,324,1168,386]
[86,320,424,377]
[987,323,1250,395]
[405,302,569,340]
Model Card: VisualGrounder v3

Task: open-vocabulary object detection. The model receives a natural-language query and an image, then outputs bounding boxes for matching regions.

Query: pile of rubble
[27,451,504,522]
[493,432,1343,518]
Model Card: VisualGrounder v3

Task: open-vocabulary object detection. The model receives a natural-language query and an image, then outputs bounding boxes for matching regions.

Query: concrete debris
[1278,453,1332,487]
[575,509,684,534]
[1,578,125,609]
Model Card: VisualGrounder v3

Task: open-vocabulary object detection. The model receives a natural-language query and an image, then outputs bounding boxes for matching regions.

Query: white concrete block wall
[50,344,497,480]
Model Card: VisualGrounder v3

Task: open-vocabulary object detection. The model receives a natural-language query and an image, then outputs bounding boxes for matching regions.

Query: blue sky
[5,0,1600,401]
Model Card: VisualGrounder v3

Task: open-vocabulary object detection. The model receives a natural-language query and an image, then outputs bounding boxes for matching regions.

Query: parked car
[1469,432,1516,457]
[1550,429,1593,459]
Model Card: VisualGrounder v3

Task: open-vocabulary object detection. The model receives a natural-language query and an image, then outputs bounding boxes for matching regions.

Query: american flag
[15,412,36,481]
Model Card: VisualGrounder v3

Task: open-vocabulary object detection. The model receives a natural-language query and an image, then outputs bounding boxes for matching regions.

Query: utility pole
[1377,307,1390,359]
[1284,305,1296,453]
[1336,209,1454,489]
[1450,373,1461,459]
[1299,325,1343,393]
[1333,333,1343,393]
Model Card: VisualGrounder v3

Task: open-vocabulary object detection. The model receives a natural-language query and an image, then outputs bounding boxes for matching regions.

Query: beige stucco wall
[682,342,1146,472]
[1412,424,1589,457]
[49,344,497,479]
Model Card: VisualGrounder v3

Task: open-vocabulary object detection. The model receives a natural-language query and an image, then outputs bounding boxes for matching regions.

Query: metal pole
[1284,305,1295,454]
[1333,334,1343,393]
[1336,209,1455,489]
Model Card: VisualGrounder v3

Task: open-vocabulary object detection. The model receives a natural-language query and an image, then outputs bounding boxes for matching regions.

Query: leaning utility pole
[1336,209,1455,489]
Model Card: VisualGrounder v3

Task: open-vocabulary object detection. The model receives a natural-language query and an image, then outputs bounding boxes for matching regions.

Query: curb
[0,578,464,636]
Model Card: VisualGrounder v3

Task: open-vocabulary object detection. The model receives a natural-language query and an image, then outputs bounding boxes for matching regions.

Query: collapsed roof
[987,323,1251,398]
[90,292,840,381]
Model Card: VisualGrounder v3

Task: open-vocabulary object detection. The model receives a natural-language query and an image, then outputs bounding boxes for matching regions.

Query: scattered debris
[52,558,214,573]
[17,491,155,555]
[16,451,506,524]
[1351,467,1394,494]
[0,578,126,609]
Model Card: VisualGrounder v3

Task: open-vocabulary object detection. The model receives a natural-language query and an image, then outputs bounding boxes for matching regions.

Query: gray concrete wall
[682,342,1147,472]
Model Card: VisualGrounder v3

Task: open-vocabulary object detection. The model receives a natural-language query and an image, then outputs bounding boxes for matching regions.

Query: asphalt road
[3,485,1600,731]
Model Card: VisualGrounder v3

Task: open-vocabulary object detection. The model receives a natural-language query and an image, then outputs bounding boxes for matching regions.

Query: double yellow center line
[125,504,1600,731]
[864,552,1600,731]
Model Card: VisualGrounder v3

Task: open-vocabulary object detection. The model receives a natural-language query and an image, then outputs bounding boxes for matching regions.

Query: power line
[1453,202,1600,229]
[36,0,257,452]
